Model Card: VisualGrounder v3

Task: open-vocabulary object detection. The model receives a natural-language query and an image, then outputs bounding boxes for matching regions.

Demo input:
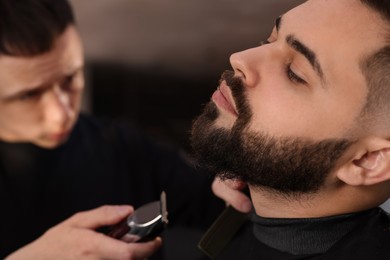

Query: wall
[70,0,301,77]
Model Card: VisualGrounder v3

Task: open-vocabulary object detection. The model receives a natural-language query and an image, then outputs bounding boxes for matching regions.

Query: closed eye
[259,39,307,85]
[286,65,307,85]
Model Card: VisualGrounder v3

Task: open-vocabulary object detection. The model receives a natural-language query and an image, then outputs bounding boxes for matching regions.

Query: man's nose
[229,45,272,88]
[43,86,73,129]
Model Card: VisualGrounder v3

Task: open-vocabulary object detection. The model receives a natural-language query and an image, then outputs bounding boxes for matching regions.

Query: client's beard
[191,71,352,195]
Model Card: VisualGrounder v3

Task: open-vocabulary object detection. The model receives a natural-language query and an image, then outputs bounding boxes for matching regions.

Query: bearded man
[192,0,390,258]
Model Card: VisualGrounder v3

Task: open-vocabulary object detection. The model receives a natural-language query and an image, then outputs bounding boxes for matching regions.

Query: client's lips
[211,81,238,116]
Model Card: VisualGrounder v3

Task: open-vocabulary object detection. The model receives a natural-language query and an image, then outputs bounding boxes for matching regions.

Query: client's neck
[248,184,375,218]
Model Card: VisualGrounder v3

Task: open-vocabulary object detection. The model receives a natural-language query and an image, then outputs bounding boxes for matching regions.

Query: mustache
[219,70,250,118]
[220,70,242,89]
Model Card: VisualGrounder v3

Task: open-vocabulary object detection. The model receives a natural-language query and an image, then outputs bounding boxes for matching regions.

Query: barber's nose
[43,86,72,128]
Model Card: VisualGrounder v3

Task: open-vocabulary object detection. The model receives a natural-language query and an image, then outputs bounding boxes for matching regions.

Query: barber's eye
[286,65,307,84]
[61,75,75,91]
[18,90,42,101]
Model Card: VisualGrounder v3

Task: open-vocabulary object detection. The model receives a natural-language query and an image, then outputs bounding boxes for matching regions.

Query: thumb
[212,178,252,213]
[67,205,134,229]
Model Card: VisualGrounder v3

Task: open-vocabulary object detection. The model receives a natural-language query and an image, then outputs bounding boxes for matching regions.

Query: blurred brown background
[69,0,302,149]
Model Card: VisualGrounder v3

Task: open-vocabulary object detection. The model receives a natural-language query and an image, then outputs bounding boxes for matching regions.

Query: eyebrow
[3,84,48,102]
[3,67,83,102]
[275,16,325,82]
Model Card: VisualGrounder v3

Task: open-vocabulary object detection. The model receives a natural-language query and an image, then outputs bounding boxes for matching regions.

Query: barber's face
[0,26,84,148]
[191,0,386,194]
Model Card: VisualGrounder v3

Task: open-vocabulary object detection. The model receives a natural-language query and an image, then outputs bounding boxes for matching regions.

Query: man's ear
[336,138,390,186]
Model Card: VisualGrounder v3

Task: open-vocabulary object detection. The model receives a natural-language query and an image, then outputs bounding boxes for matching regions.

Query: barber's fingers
[67,205,134,229]
[222,178,247,190]
[126,237,162,259]
[91,234,162,260]
[212,178,252,213]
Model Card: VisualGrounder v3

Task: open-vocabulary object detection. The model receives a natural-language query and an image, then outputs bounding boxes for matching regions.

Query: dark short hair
[359,0,390,125]
[0,0,74,57]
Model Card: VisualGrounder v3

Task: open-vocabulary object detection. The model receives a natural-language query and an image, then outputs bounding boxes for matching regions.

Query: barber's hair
[359,0,390,125]
[0,0,74,57]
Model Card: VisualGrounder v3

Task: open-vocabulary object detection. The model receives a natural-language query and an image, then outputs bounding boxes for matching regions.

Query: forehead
[290,0,386,38]
[0,26,83,96]
[284,0,387,80]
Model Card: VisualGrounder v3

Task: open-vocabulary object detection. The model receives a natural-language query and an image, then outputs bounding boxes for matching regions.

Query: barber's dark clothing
[212,207,390,259]
[0,114,223,258]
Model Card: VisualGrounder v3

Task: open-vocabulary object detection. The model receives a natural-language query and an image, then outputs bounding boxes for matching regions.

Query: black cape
[213,207,390,260]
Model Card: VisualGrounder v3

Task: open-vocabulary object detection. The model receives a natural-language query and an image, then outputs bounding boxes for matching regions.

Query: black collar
[252,208,376,255]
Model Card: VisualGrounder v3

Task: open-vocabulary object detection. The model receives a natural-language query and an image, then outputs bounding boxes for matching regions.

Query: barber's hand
[212,177,252,213]
[6,205,162,260]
